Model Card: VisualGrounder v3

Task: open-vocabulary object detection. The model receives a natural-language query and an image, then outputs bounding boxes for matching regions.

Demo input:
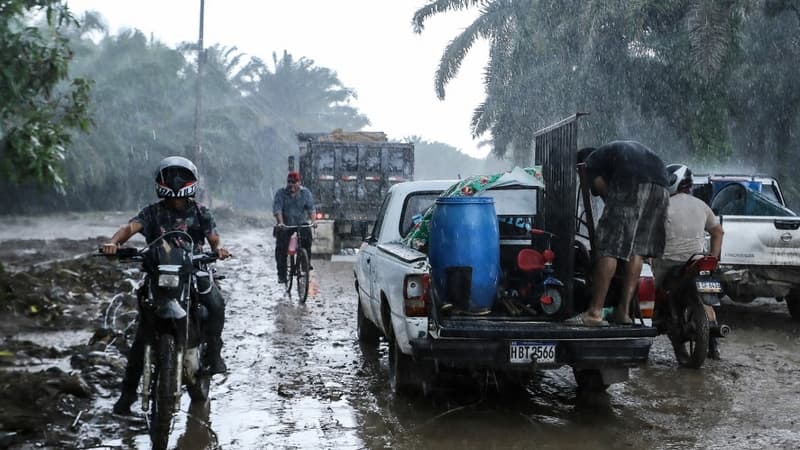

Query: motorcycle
[653,254,730,368]
[103,231,221,449]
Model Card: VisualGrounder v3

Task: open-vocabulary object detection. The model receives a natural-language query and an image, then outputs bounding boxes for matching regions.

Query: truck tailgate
[720,215,800,265]
[435,317,658,340]
[410,318,657,369]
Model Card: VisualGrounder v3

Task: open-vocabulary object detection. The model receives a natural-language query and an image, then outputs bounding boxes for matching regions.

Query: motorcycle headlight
[158,274,181,288]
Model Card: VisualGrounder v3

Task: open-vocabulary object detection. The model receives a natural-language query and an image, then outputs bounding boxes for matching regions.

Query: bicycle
[283,224,312,302]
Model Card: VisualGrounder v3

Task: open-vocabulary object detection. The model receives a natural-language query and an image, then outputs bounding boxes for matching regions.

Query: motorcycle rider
[652,163,725,359]
[101,156,231,415]
[273,171,316,284]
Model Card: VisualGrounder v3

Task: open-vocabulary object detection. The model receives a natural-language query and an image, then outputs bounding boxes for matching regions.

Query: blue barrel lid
[435,196,494,205]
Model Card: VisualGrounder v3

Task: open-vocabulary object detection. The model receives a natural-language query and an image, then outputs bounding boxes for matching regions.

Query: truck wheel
[572,368,609,393]
[388,335,428,396]
[787,289,800,321]
[357,298,381,349]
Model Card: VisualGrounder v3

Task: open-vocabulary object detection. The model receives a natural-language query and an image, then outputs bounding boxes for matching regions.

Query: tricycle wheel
[670,299,709,369]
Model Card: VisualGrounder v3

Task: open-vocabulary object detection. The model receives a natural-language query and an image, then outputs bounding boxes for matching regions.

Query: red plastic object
[517,249,544,272]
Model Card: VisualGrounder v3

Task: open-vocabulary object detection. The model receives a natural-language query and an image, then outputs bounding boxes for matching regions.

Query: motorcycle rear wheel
[670,299,709,369]
[150,334,178,450]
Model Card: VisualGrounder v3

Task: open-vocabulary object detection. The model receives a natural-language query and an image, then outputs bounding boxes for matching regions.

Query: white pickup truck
[354,175,657,395]
[692,174,800,319]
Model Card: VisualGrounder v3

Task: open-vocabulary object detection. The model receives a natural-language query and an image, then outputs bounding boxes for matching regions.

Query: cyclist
[101,156,231,414]
[273,171,316,284]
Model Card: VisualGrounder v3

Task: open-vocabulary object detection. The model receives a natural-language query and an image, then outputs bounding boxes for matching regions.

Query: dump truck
[295,130,414,255]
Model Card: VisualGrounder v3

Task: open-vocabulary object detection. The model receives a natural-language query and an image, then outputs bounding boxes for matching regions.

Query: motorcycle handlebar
[192,252,219,264]
[96,248,225,264]
[95,246,142,260]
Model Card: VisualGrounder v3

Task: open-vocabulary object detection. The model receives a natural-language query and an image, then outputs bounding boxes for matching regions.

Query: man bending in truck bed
[568,141,669,326]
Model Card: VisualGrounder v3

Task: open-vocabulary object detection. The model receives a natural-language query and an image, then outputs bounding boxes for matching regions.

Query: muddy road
[1,214,799,449]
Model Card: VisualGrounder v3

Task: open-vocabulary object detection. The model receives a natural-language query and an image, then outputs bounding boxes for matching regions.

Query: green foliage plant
[0,0,92,190]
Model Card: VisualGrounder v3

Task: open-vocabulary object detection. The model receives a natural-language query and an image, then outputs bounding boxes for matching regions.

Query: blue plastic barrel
[429,197,500,314]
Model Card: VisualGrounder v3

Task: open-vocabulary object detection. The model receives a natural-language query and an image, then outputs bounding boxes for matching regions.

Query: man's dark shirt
[131,200,217,251]
[585,140,668,191]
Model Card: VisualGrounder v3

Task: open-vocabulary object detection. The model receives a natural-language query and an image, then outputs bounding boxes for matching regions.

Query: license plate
[510,341,556,364]
[696,280,722,293]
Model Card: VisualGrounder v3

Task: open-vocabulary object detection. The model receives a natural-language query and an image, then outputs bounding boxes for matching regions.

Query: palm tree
[414,0,530,163]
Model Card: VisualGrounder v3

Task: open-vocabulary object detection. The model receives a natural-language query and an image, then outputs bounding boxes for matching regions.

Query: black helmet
[155,156,198,198]
[667,163,692,195]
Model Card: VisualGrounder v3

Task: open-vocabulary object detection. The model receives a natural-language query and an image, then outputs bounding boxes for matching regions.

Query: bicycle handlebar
[279,224,314,230]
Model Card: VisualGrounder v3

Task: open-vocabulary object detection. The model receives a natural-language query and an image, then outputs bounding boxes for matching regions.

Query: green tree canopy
[0,0,92,189]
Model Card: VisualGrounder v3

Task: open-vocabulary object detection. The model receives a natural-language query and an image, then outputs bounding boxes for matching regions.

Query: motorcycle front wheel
[150,334,179,450]
[669,299,709,369]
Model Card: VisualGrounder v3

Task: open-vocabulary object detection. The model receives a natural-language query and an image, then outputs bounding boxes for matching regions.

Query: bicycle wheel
[296,248,310,303]
[285,254,295,296]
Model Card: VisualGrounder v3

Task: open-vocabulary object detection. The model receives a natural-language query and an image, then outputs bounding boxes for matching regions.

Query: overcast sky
[65,0,491,158]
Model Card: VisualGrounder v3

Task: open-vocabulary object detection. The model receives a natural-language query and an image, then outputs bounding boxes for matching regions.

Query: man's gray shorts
[595,182,669,261]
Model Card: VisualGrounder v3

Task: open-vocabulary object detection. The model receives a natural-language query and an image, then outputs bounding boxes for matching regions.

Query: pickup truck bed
[356,178,657,396]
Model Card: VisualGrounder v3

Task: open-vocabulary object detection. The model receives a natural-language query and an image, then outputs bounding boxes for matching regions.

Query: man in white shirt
[653,164,725,359]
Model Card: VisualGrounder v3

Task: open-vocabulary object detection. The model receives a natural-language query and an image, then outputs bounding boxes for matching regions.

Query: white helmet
[666,163,692,195]
[155,156,199,198]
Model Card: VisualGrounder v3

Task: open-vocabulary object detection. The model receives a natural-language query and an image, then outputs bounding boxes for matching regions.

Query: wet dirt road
[3,217,800,449]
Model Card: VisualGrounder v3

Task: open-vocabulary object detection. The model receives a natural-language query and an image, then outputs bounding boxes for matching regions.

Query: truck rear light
[315,212,323,220]
[403,273,430,317]
[342,175,358,181]
[694,256,718,275]
[638,275,655,318]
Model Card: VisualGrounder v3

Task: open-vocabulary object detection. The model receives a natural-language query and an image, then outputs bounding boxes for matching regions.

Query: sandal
[610,314,633,325]
[564,313,609,327]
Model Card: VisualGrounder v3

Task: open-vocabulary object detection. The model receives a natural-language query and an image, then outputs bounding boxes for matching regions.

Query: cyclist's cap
[287,172,301,183]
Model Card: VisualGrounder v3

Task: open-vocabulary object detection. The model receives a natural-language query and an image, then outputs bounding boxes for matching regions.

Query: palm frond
[687,0,736,78]
[412,0,487,33]
[433,1,513,99]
